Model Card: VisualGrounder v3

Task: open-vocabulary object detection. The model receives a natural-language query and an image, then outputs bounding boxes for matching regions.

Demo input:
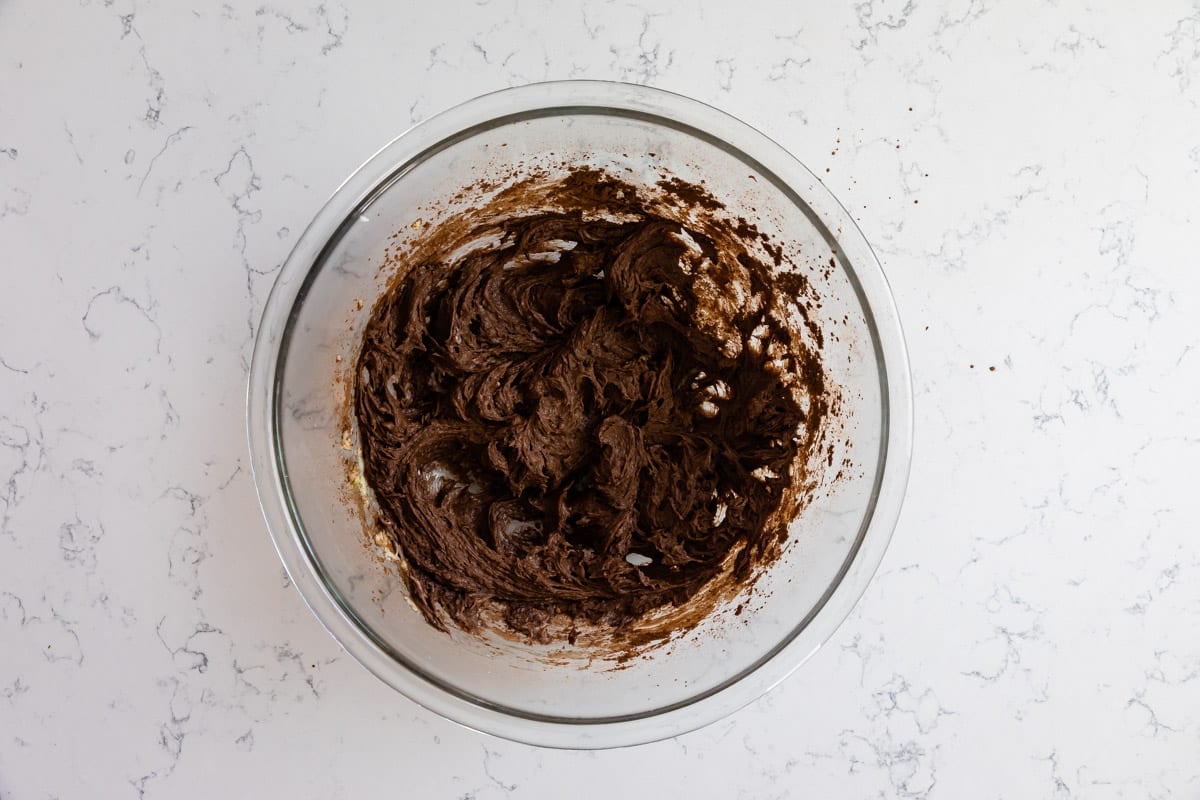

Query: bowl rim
[247,79,913,749]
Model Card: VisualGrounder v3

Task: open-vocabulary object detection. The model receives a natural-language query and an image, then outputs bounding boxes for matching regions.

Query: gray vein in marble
[0,355,30,375]
[853,0,918,51]
[81,286,163,354]
[1161,2,1200,93]
[58,516,106,572]
[62,124,84,166]
[611,12,673,85]
[0,397,47,539]
[1,187,31,220]
[138,126,193,197]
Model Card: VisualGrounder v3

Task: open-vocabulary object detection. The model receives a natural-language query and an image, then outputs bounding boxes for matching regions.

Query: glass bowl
[247,81,912,748]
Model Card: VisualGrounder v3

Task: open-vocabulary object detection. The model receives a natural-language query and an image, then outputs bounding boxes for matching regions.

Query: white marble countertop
[3,0,1199,796]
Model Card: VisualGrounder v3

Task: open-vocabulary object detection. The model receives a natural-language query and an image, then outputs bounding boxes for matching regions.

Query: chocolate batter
[354,168,826,644]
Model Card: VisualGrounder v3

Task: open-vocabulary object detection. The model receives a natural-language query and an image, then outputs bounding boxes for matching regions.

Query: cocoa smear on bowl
[348,166,835,657]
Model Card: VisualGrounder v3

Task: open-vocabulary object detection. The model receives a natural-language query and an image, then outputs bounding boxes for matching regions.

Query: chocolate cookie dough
[354,168,826,644]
